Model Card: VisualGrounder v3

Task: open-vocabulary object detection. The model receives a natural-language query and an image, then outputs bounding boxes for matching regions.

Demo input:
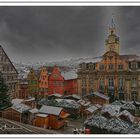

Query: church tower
[105,18,120,54]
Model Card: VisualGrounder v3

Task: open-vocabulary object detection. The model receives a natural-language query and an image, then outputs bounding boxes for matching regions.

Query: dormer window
[131,62,137,69]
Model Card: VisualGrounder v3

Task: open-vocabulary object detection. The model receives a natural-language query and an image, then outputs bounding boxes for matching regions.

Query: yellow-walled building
[77,19,140,102]
[27,68,39,98]
[39,67,49,97]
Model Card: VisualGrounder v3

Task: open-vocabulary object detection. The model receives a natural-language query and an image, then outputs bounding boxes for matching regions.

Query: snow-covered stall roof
[84,114,107,129]
[55,99,80,109]
[12,98,24,105]
[85,105,98,113]
[125,124,140,134]
[64,94,81,100]
[77,99,91,107]
[24,97,35,102]
[29,108,39,114]
[95,104,102,109]
[39,105,63,116]
[61,70,77,80]
[12,103,31,113]
[111,100,122,106]
[36,113,48,118]
[121,102,136,110]
[118,110,134,123]
[90,92,109,100]
[48,93,62,98]
[104,117,130,134]
[101,104,121,117]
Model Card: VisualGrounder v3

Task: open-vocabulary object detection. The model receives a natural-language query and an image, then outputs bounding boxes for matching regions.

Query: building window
[108,64,114,70]
[132,78,137,88]
[82,78,86,87]
[82,88,86,96]
[131,62,137,69]
[99,64,104,70]
[118,64,123,70]
[99,79,104,92]
[118,78,123,90]
[132,92,138,101]
[108,78,114,88]
[89,79,94,92]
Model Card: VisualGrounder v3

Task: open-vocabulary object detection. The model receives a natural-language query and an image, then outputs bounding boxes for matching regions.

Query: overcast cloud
[0,6,139,63]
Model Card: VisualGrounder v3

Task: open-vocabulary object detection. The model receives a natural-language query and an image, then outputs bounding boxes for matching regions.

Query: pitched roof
[39,105,63,116]
[120,54,140,60]
[12,98,24,105]
[36,113,48,118]
[12,103,31,113]
[90,92,109,100]
[80,56,102,64]
[0,45,18,74]
[29,108,39,114]
[61,70,77,80]
[85,105,98,113]
[64,94,81,100]
[118,110,134,123]
[101,104,121,117]
[48,93,62,98]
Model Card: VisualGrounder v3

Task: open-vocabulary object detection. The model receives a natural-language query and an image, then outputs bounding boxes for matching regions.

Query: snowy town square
[1,6,140,134]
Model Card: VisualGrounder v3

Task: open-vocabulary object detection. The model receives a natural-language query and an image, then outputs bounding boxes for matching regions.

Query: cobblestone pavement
[57,119,84,134]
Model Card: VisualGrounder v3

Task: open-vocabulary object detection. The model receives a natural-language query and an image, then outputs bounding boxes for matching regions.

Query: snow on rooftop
[48,93,62,98]
[84,114,107,129]
[101,104,121,117]
[64,94,81,100]
[95,104,102,109]
[91,92,109,100]
[125,124,140,134]
[36,113,48,118]
[118,110,134,123]
[111,100,122,106]
[29,108,39,114]
[55,99,80,109]
[24,97,35,102]
[85,105,98,113]
[104,117,130,133]
[12,98,24,105]
[121,102,136,110]
[80,56,102,64]
[61,70,77,80]
[78,99,91,107]
[12,103,31,113]
[39,105,63,116]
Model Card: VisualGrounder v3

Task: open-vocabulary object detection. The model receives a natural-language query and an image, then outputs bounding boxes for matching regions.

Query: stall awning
[59,111,70,119]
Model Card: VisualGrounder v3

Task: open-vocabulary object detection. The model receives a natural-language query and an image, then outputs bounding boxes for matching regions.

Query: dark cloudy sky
[0,6,140,63]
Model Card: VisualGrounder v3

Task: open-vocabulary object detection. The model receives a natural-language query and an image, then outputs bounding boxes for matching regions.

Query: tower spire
[111,14,116,28]
[109,14,116,35]
[105,15,120,54]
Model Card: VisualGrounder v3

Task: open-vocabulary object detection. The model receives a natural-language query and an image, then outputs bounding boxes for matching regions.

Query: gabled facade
[39,67,48,96]
[27,68,39,97]
[0,45,18,98]
[48,66,64,95]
